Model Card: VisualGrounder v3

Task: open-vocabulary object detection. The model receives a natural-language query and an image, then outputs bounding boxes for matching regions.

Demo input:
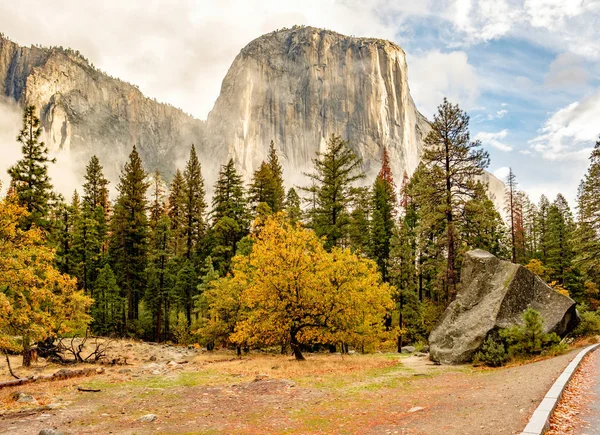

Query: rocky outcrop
[429,250,579,365]
[206,26,430,182]
[0,34,205,181]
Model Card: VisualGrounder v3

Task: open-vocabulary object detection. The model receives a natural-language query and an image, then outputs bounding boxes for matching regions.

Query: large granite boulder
[429,249,579,364]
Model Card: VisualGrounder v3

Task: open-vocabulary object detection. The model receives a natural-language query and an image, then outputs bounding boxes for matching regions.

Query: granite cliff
[0,34,205,181]
[206,26,430,183]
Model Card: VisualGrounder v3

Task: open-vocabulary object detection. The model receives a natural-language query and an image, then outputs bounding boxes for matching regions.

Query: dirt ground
[0,339,590,435]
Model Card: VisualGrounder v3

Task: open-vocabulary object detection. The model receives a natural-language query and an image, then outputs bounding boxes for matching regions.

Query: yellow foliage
[549,281,570,297]
[0,192,92,355]
[206,213,394,360]
[525,259,546,278]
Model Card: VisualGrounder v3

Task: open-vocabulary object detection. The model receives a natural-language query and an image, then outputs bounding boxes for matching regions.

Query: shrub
[500,309,560,357]
[474,309,567,366]
[573,310,600,337]
[474,336,508,367]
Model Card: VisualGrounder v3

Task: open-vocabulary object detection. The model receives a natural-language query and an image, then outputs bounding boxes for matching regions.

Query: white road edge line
[520,343,600,435]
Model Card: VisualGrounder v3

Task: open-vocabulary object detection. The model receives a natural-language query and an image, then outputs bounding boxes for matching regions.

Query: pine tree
[167,169,186,257]
[348,187,371,253]
[210,158,249,273]
[7,105,56,232]
[284,188,302,223]
[146,214,172,341]
[546,194,575,284]
[302,134,364,250]
[574,138,600,283]
[370,147,397,281]
[505,168,518,263]
[182,145,206,260]
[462,182,506,257]
[109,145,150,326]
[72,201,102,295]
[175,260,197,326]
[82,155,110,212]
[212,159,248,225]
[249,162,274,211]
[53,192,79,275]
[149,170,166,230]
[267,141,285,212]
[418,99,490,301]
[538,195,551,263]
[92,264,123,334]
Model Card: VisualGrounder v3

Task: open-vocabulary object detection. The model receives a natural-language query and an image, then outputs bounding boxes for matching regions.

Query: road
[577,349,600,435]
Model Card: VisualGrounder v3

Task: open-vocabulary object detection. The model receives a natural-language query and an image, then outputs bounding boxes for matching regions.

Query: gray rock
[400,346,416,354]
[429,250,579,364]
[12,392,38,404]
[137,414,157,423]
[38,430,64,435]
[420,345,429,353]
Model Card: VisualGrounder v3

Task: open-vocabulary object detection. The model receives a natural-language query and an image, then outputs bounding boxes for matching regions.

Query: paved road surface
[577,350,600,434]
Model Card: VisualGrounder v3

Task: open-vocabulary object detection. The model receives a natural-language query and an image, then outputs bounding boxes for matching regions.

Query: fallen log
[0,367,105,390]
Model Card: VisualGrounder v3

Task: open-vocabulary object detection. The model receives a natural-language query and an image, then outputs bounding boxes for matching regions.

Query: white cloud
[408,50,479,118]
[524,0,586,29]
[545,52,589,89]
[529,91,600,160]
[475,129,513,152]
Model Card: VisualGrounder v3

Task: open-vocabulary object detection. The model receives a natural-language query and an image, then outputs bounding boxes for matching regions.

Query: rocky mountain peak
[206,25,430,184]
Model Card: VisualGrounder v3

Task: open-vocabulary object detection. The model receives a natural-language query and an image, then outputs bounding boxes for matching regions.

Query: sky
[1,0,599,206]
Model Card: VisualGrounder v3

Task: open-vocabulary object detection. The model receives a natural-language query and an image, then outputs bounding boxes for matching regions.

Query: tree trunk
[290,329,305,361]
[22,337,32,367]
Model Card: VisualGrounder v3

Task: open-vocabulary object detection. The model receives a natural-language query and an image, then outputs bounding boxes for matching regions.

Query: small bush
[473,309,568,366]
[500,308,560,357]
[474,336,507,367]
[573,310,600,337]
[542,341,569,357]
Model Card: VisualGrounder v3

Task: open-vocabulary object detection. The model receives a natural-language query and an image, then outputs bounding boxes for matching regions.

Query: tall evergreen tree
[210,158,249,273]
[82,155,110,212]
[370,147,397,281]
[418,98,490,301]
[109,145,150,326]
[167,169,186,257]
[182,145,206,260]
[574,138,600,283]
[53,192,79,275]
[212,159,248,225]
[249,162,275,211]
[284,187,302,223]
[505,168,518,263]
[348,187,371,253]
[146,214,172,341]
[546,194,575,284]
[538,195,551,263]
[8,105,56,231]
[149,169,166,229]
[302,134,364,249]
[72,201,102,295]
[267,140,285,212]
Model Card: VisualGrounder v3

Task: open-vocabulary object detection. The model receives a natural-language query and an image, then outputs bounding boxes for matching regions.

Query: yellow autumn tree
[0,191,92,366]
[215,213,393,360]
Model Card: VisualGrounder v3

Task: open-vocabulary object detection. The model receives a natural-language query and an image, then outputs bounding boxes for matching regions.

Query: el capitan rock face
[429,250,579,365]
[0,34,205,181]
[206,26,430,182]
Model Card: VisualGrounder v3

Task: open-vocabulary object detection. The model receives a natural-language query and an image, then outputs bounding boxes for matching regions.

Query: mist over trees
[2,102,599,356]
